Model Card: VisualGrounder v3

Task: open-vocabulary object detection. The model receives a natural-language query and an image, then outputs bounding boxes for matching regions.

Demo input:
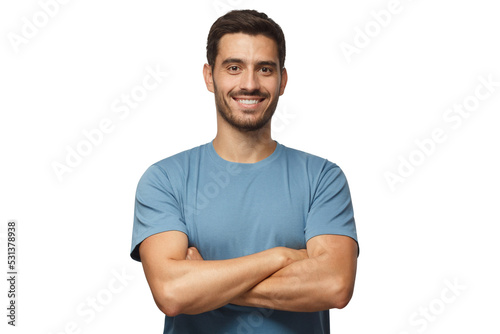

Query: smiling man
[130,9,358,334]
[210,32,282,133]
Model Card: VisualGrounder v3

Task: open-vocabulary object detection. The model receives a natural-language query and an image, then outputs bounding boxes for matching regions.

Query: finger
[186,248,195,260]
[186,247,204,260]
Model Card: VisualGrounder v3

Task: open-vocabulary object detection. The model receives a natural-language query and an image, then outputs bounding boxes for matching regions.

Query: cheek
[214,74,238,91]
[266,78,282,94]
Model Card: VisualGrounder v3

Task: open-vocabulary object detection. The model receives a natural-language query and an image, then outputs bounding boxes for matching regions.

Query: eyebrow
[221,58,244,66]
[257,61,278,68]
[221,58,278,69]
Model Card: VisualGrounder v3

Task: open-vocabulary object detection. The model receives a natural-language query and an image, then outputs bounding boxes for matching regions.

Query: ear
[203,63,214,93]
[279,68,288,96]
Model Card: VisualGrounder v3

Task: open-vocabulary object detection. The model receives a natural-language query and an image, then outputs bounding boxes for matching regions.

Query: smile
[237,99,260,105]
[232,97,265,107]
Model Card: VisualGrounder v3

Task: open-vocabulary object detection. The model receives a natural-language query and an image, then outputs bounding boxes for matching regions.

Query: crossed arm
[139,230,358,316]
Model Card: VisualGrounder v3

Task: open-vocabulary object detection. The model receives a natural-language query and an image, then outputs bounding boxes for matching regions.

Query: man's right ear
[203,64,214,93]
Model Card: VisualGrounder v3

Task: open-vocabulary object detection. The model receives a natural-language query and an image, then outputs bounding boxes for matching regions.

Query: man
[130,9,358,334]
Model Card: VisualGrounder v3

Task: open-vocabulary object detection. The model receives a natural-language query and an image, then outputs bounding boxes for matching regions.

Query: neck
[213,121,276,163]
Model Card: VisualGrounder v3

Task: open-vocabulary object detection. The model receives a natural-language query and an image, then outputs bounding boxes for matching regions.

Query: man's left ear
[279,68,288,96]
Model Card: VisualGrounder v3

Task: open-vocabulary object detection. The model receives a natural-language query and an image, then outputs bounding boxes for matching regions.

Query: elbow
[158,301,182,318]
[332,294,352,310]
[327,278,354,310]
[159,304,181,318]
[154,285,186,317]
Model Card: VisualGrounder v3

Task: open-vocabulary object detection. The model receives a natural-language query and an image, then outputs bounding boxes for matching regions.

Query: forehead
[216,33,279,64]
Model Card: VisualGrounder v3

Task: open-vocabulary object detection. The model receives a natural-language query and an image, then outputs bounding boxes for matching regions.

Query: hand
[186,247,204,261]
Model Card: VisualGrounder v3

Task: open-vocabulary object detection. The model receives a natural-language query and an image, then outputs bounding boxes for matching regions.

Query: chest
[182,168,310,260]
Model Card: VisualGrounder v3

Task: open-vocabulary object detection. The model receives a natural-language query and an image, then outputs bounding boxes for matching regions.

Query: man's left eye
[260,67,272,73]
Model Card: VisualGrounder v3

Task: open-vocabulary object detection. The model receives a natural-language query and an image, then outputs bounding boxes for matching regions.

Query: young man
[130,9,358,334]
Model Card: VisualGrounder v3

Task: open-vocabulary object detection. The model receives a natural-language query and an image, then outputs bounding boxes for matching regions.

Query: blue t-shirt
[131,141,358,334]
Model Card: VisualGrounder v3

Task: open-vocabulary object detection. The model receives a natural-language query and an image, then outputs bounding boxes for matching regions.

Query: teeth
[237,99,260,105]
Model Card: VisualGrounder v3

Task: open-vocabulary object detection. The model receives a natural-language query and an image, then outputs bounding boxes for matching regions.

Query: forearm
[149,247,294,316]
[230,253,354,312]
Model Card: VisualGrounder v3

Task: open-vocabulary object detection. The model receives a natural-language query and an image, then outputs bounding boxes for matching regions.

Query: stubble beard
[213,81,279,132]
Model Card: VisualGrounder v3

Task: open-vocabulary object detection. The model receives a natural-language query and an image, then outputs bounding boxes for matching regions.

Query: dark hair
[206,9,286,70]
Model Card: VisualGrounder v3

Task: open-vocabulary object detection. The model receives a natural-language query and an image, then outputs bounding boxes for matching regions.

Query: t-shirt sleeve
[304,163,358,251]
[130,164,187,262]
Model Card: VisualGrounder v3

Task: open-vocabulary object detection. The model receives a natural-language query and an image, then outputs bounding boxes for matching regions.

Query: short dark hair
[206,9,286,70]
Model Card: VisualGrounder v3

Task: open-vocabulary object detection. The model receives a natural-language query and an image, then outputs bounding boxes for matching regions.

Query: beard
[213,81,279,132]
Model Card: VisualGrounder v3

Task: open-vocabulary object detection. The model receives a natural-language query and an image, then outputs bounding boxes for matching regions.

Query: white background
[1,0,499,333]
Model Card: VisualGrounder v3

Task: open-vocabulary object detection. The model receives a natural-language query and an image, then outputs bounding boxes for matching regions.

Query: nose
[239,69,260,92]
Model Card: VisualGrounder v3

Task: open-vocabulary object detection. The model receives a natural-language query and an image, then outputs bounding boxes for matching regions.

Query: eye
[228,66,240,72]
[260,67,273,74]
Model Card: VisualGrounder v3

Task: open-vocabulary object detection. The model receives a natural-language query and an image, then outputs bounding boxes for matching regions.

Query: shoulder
[139,143,209,185]
[280,144,340,173]
[278,144,349,191]
[155,143,208,169]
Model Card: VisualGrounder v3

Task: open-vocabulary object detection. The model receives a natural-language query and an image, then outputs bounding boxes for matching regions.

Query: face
[204,33,287,132]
